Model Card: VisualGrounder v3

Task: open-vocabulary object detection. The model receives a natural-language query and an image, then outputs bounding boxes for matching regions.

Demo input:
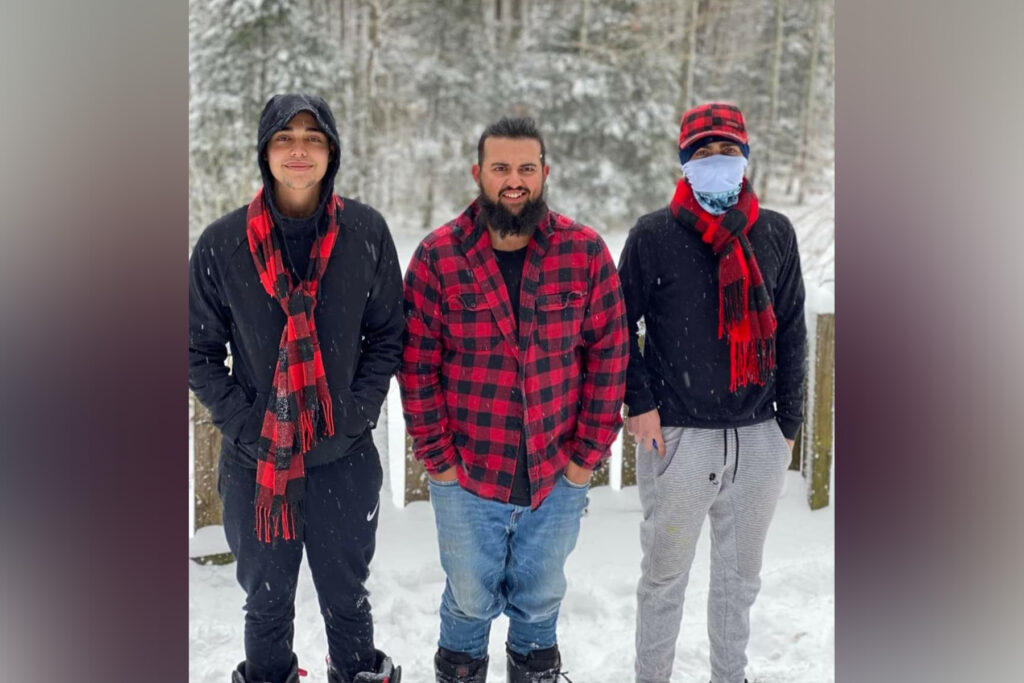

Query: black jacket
[188,197,405,468]
[618,206,806,438]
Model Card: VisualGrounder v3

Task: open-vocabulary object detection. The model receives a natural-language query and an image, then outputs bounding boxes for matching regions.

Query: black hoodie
[257,94,341,279]
[189,94,405,468]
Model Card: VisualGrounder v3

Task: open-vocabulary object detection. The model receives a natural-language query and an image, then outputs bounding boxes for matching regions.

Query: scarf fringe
[320,393,335,437]
[298,394,336,453]
[720,280,746,335]
[729,338,777,392]
[255,501,301,543]
[299,410,314,453]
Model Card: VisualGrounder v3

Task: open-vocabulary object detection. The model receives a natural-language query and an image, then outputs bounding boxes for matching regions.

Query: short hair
[477,117,546,166]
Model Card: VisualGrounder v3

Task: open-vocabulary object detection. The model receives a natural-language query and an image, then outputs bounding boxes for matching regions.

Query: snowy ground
[189,471,833,683]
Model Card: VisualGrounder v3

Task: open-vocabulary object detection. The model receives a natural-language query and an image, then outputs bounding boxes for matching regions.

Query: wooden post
[807,313,835,510]
[616,328,644,489]
[190,392,234,565]
[404,432,430,503]
[191,392,223,529]
[590,462,610,487]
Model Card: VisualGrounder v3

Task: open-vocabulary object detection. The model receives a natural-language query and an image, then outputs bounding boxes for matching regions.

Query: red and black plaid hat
[678,102,749,151]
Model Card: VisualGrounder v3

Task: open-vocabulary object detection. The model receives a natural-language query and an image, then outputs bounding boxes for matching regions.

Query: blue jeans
[428,474,590,660]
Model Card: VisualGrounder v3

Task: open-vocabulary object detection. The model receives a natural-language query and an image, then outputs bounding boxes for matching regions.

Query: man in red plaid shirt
[399,117,628,683]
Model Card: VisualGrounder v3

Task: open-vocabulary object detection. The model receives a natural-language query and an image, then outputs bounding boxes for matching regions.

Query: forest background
[189,0,835,284]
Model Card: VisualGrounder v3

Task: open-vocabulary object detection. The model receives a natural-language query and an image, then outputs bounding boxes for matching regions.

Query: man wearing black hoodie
[189,94,404,683]
[619,102,807,683]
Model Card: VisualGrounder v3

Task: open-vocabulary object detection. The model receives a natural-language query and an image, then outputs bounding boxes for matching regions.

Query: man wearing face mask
[399,117,628,682]
[618,102,807,683]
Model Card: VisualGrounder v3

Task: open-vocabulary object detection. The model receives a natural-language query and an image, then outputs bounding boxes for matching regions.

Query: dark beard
[477,190,548,239]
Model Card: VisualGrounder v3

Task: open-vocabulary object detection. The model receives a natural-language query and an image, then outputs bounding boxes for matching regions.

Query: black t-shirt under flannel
[493,245,531,506]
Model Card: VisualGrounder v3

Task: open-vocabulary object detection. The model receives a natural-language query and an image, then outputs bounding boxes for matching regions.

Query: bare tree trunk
[824,1,835,155]
[366,0,379,103]
[677,0,699,112]
[482,0,496,48]
[350,0,369,199]
[497,0,507,47]
[794,0,824,205]
[382,71,393,209]
[365,0,382,203]
[258,21,268,106]
[422,166,435,230]
[510,0,522,43]
[671,0,685,56]
[339,0,350,50]
[759,0,784,199]
[579,0,590,54]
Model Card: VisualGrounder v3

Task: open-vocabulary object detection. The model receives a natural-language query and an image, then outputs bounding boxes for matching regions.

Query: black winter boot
[434,647,489,683]
[230,654,303,683]
[505,645,571,683]
[328,649,400,683]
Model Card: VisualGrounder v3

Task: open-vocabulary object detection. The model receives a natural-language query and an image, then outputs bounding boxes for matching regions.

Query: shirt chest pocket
[535,289,586,354]
[444,291,501,353]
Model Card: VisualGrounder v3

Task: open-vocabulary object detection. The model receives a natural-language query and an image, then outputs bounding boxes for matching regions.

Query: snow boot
[230,654,304,683]
[326,650,401,683]
[434,647,489,683]
[505,645,572,683]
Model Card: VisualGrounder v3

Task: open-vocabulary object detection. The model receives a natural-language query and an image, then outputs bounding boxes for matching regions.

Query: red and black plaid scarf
[669,178,777,392]
[245,187,341,542]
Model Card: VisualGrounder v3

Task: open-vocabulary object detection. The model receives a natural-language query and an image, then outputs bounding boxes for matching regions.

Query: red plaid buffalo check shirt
[399,201,629,508]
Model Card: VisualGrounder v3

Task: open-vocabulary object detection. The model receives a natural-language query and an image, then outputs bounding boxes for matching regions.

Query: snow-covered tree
[190,0,834,246]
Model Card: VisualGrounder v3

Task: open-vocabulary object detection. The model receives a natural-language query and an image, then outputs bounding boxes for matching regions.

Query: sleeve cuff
[421,444,459,474]
[624,393,656,416]
[570,442,608,470]
[354,399,378,430]
[776,415,802,440]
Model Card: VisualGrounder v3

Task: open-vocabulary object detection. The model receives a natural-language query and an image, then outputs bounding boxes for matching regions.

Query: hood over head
[256,93,341,224]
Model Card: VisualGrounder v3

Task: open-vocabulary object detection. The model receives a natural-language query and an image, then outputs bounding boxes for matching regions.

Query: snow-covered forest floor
[190,470,834,683]
[189,190,834,682]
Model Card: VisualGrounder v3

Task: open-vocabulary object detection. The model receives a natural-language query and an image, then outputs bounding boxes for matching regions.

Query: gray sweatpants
[634,420,791,683]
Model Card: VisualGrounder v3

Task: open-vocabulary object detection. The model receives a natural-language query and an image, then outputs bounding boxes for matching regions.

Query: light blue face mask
[680,154,748,215]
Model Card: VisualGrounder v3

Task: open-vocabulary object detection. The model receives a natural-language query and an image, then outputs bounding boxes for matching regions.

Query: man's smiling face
[472,136,548,215]
[265,110,330,193]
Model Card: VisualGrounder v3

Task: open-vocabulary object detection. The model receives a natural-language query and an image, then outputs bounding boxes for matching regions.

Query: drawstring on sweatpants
[733,428,740,482]
[720,428,742,483]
